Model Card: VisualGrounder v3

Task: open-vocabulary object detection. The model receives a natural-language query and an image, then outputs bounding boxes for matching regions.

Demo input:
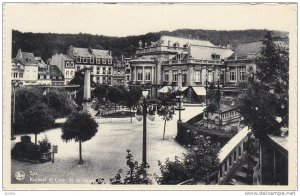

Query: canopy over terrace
[158,86,188,93]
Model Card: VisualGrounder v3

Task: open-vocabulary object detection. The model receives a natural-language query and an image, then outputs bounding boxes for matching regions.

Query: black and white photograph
[2,2,297,191]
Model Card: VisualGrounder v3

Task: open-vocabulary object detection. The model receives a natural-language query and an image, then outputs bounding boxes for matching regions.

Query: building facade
[112,56,126,86]
[67,46,113,85]
[12,49,39,85]
[49,53,75,85]
[129,36,234,89]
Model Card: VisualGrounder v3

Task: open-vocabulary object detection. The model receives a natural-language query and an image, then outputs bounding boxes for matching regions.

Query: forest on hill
[12,29,288,60]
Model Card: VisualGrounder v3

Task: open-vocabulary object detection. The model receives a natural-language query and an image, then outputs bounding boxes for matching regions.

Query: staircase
[228,153,259,185]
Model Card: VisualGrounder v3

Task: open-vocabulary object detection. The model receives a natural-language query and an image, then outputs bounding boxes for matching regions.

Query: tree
[93,84,108,103]
[110,150,150,184]
[238,31,288,137]
[61,111,98,164]
[125,86,142,123]
[18,102,55,144]
[206,83,220,112]
[106,86,125,113]
[42,89,77,118]
[157,89,176,140]
[157,105,174,140]
[158,135,220,184]
[69,70,96,87]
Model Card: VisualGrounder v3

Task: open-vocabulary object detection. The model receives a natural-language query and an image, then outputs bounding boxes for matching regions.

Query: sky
[4,3,297,37]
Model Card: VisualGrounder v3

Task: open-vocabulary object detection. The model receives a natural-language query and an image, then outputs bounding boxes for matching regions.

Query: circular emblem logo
[15,171,25,181]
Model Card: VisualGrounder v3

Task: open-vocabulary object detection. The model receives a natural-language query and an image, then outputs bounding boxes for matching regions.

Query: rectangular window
[96,58,100,64]
[46,75,50,79]
[19,73,23,78]
[164,70,169,81]
[40,75,44,79]
[102,59,106,64]
[173,70,178,82]
[182,70,187,83]
[66,71,69,76]
[108,68,111,74]
[13,72,18,78]
[102,67,106,74]
[145,68,151,81]
[96,67,100,74]
[70,71,73,76]
[137,68,143,81]
[239,67,246,81]
[230,71,236,81]
[194,70,201,82]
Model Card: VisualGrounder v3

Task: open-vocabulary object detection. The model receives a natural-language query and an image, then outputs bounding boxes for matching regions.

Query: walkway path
[11,105,204,184]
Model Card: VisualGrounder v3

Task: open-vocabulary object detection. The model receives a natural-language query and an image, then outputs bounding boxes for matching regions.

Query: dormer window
[102,58,106,64]
[76,57,81,63]
[212,54,220,60]
[90,58,94,64]
[66,62,70,67]
[96,58,100,64]
[83,58,87,63]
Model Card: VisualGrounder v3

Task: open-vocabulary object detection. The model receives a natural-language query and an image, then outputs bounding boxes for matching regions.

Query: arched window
[71,62,74,67]
[66,62,69,67]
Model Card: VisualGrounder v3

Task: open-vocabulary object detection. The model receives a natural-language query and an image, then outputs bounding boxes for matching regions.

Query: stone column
[83,67,92,113]
[157,55,163,85]
[188,66,194,86]
[236,66,238,85]
[151,66,155,84]
[142,66,145,84]
[178,70,182,89]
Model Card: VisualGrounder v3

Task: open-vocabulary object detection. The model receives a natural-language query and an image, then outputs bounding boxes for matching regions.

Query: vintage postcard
[2,2,298,191]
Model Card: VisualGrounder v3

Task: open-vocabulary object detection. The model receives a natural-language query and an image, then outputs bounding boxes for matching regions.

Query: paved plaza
[11,106,203,184]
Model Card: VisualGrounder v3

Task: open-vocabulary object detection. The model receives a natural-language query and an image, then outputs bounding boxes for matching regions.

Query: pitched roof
[71,47,112,58]
[18,52,38,65]
[160,35,215,47]
[189,45,234,60]
[49,65,64,78]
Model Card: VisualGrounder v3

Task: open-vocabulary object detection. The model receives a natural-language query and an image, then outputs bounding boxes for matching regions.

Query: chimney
[121,54,124,61]
[168,40,171,47]
[109,50,112,56]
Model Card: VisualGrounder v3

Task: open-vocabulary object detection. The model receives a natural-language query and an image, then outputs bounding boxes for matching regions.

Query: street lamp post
[217,73,220,110]
[176,91,184,122]
[12,81,19,140]
[204,74,208,128]
[135,90,155,168]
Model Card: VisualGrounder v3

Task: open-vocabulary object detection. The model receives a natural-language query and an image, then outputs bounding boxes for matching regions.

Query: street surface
[11,105,204,184]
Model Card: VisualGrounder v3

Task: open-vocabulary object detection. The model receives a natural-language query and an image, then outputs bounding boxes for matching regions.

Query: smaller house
[203,103,242,133]
[49,65,64,86]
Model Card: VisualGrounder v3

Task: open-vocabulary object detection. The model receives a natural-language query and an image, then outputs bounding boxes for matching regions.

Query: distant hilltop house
[11,49,64,86]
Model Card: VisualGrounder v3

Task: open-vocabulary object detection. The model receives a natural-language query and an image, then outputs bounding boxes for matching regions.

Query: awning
[192,86,206,96]
[158,86,188,93]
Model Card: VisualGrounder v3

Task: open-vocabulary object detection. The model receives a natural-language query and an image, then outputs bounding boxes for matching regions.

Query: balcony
[136,46,188,55]
[162,58,224,66]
